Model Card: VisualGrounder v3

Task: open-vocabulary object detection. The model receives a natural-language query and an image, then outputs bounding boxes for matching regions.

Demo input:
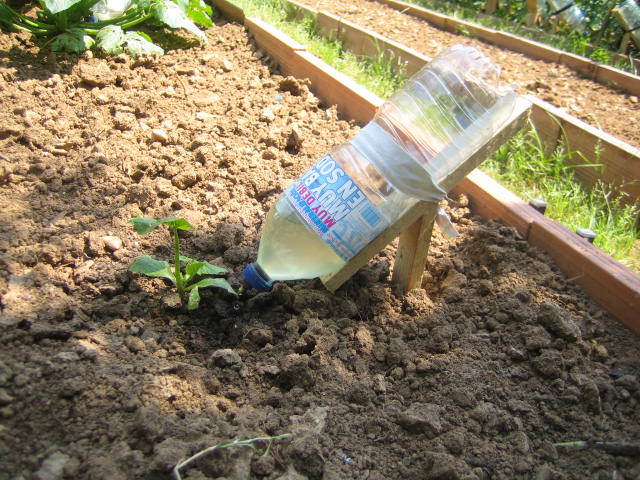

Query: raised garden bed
[1,6,640,480]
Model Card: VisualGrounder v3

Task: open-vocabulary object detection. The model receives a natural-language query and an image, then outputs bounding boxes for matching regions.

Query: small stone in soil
[101,235,123,252]
[210,348,242,367]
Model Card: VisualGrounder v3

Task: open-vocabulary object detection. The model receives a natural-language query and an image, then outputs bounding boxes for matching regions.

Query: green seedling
[0,0,212,56]
[129,216,236,310]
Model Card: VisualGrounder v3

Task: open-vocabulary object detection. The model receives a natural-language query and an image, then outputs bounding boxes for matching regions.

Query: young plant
[129,216,236,310]
[0,0,212,56]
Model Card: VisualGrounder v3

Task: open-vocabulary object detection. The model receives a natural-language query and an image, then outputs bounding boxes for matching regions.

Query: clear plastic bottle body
[253,142,414,282]
[547,0,586,32]
[243,45,516,291]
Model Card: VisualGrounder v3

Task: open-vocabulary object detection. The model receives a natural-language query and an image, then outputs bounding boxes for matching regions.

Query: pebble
[537,302,581,341]
[125,336,147,353]
[171,172,198,190]
[222,59,234,72]
[210,348,242,367]
[76,61,116,88]
[162,293,182,310]
[151,128,170,143]
[34,451,71,480]
[101,235,123,252]
[395,403,444,438]
[260,108,276,123]
[0,388,14,405]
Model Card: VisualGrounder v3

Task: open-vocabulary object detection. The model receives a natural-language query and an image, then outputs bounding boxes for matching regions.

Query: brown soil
[1,11,640,480]
[300,0,640,150]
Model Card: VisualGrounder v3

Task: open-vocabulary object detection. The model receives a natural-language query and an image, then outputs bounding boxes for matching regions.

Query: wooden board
[376,0,640,96]
[452,169,539,239]
[315,11,431,77]
[528,218,640,335]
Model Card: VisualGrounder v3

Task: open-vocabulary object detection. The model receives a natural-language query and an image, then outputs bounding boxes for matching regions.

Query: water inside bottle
[256,196,346,280]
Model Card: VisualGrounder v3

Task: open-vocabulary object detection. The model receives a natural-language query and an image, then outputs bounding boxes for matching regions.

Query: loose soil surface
[300,0,640,150]
[1,10,640,480]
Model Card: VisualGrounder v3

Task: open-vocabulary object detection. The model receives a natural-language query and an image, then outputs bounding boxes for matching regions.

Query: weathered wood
[528,218,640,335]
[315,11,431,77]
[452,169,538,239]
[375,0,640,96]
[392,204,438,292]
[613,9,640,52]
[526,0,541,26]
[485,0,499,14]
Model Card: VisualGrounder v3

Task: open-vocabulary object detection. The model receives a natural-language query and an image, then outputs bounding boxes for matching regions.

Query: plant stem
[173,227,184,295]
[172,434,292,480]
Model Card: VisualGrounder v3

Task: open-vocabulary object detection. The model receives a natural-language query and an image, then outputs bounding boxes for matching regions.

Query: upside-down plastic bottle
[243,45,517,291]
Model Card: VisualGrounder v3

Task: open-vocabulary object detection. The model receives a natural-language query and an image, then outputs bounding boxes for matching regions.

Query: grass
[486,128,639,271]
[222,0,640,271]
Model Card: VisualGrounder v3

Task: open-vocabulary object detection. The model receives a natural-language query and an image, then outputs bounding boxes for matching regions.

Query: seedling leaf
[43,0,82,15]
[129,216,195,234]
[152,0,207,43]
[129,256,176,283]
[161,217,196,231]
[194,260,227,276]
[124,31,164,58]
[129,216,162,235]
[185,260,207,279]
[96,25,126,55]
[50,28,96,52]
[186,277,237,297]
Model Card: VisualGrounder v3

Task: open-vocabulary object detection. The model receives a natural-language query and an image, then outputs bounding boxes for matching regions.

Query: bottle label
[285,154,387,261]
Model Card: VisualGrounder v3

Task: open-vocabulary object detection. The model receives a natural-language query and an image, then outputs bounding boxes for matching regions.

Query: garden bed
[1,13,640,480]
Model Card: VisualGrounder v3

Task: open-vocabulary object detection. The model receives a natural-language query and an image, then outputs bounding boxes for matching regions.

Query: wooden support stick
[392,203,438,292]
[320,201,435,292]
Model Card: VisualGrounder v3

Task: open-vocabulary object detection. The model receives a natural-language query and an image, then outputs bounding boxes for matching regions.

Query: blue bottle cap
[243,262,273,292]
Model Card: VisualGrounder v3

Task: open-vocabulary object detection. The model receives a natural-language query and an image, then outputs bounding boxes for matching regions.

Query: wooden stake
[392,204,438,293]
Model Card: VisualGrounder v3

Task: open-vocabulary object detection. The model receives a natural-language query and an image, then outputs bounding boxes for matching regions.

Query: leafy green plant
[0,0,212,56]
[129,216,236,310]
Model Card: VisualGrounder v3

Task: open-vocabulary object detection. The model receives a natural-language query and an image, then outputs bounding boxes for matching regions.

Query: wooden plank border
[376,0,640,97]
[211,0,640,334]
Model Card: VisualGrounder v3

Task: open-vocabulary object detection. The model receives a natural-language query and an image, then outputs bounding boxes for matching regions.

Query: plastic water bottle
[547,0,586,33]
[91,0,132,21]
[616,0,640,44]
[243,45,517,291]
